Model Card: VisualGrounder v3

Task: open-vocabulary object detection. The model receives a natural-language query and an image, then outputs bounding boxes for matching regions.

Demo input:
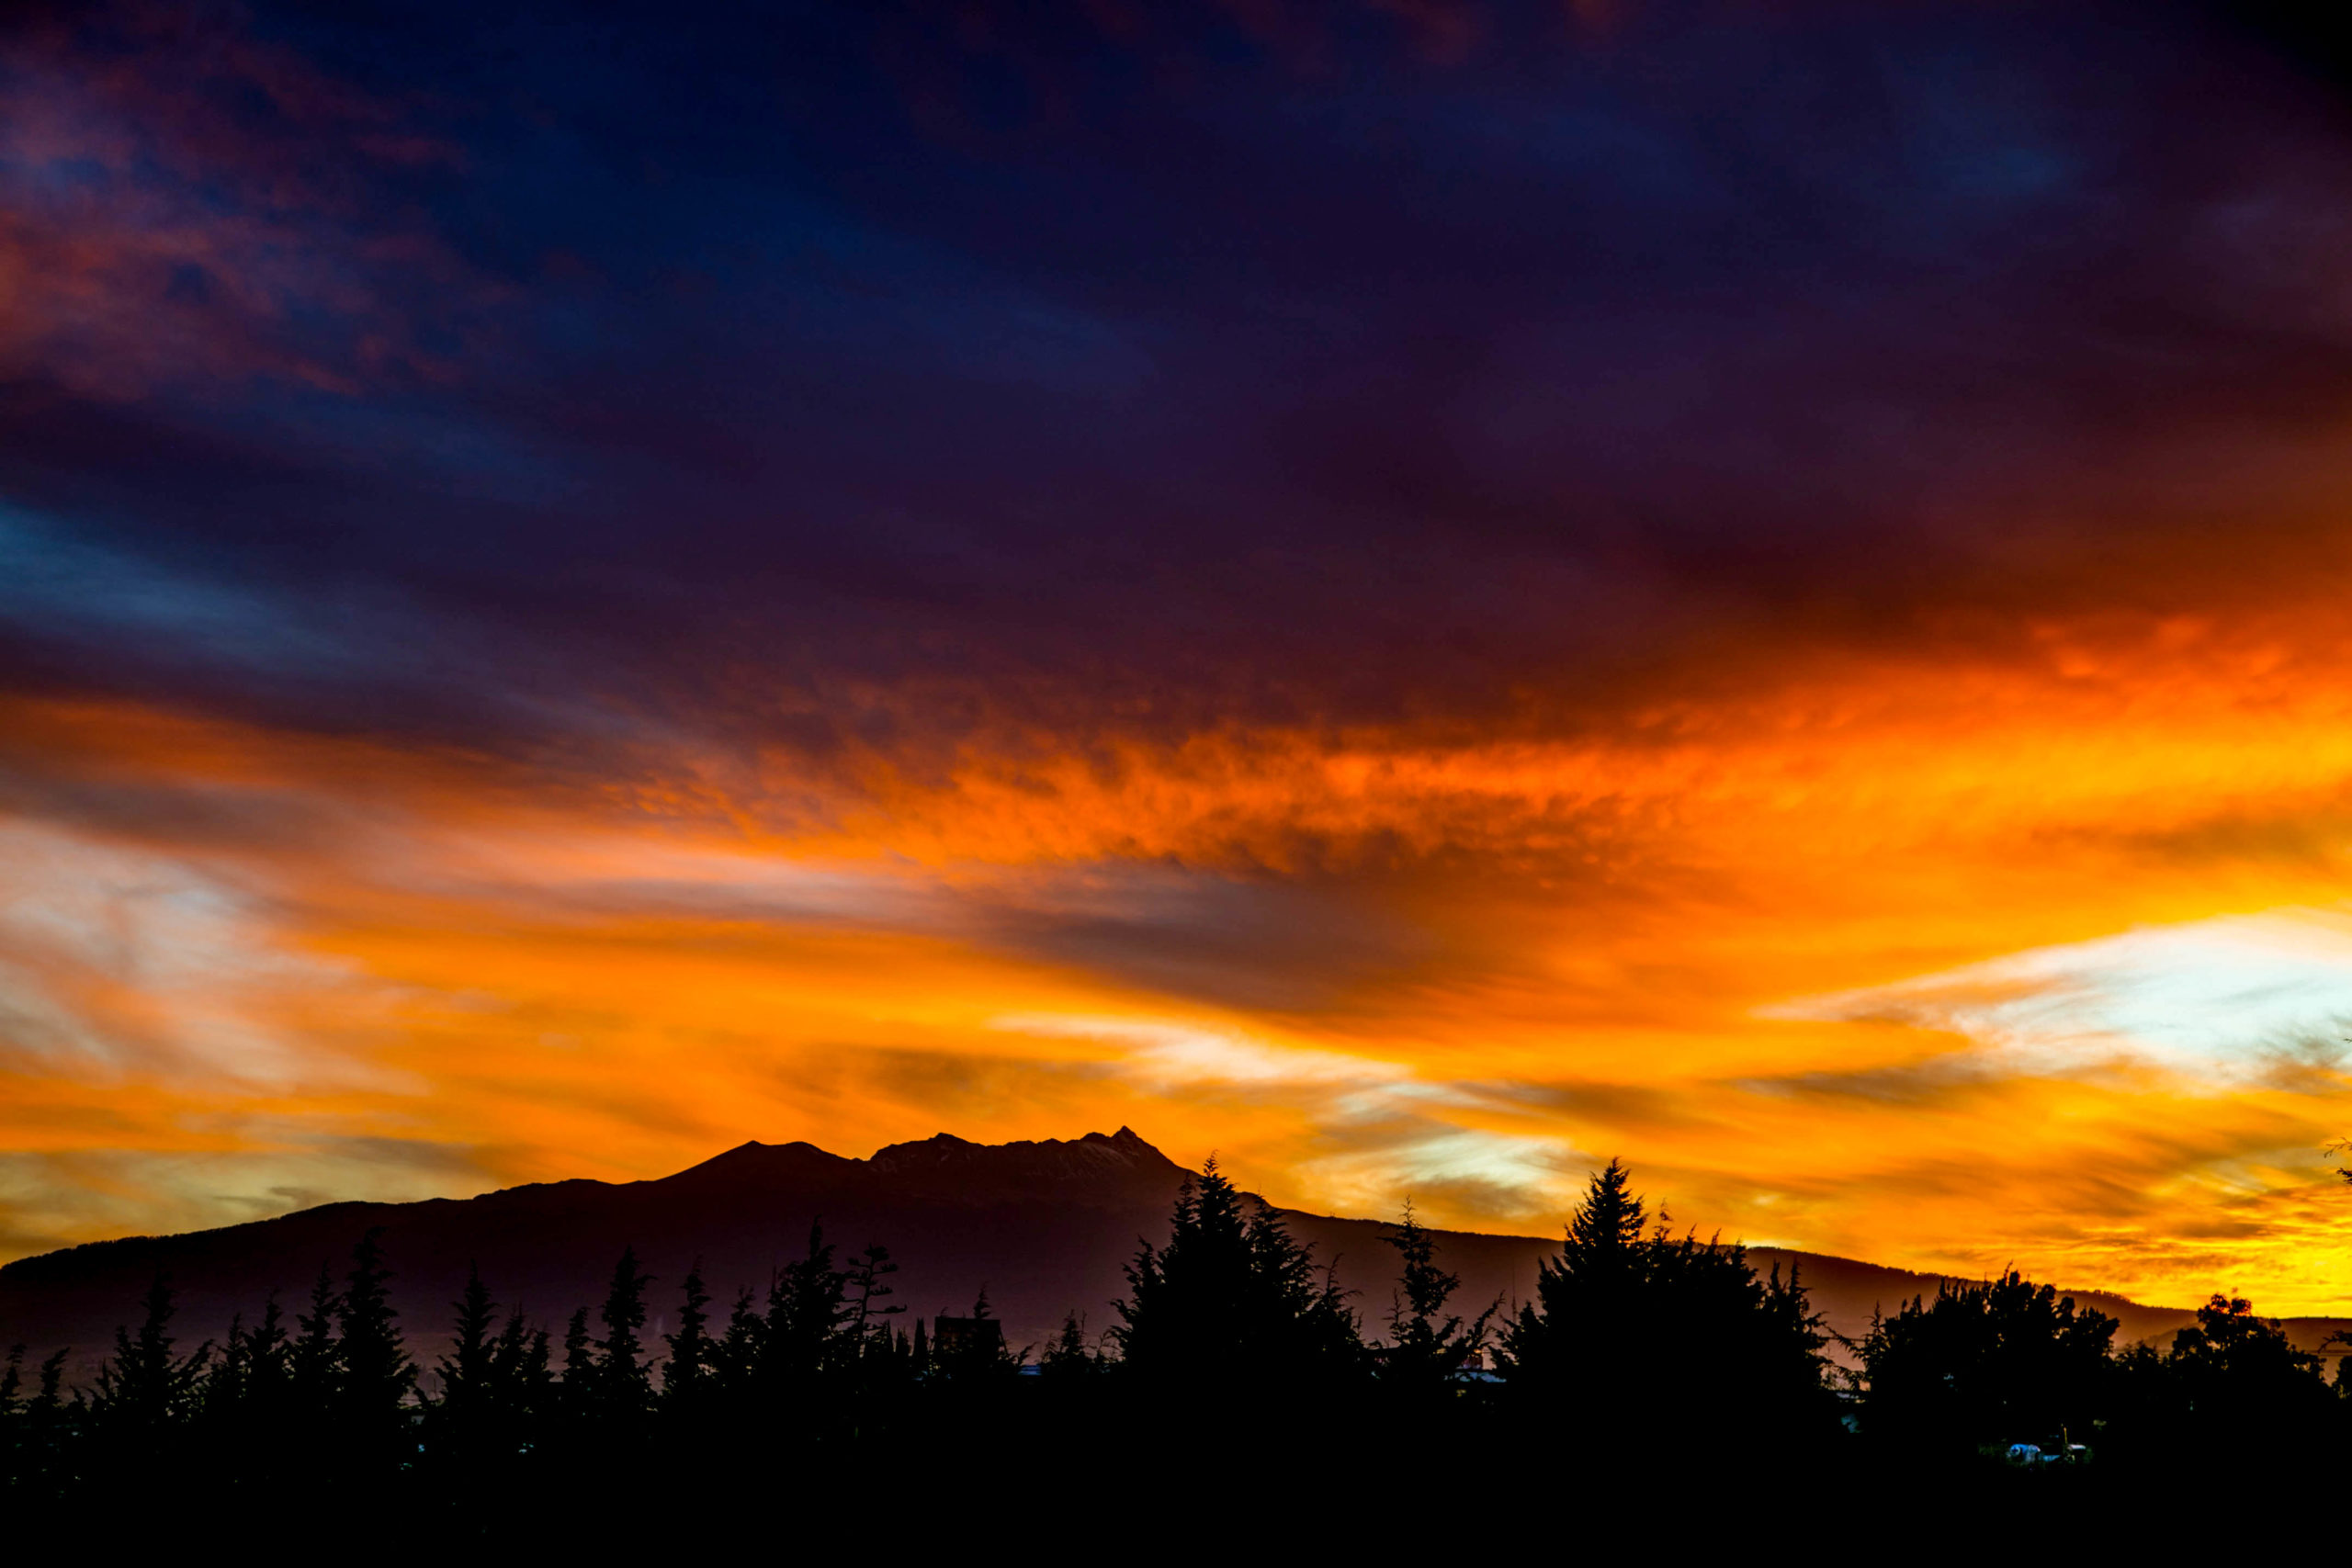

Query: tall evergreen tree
[766,1224,851,1385]
[92,1275,211,1433]
[712,1287,763,1398]
[334,1229,415,1446]
[560,1306,595,1416]
[1500,1158,1833,1434]
[844,1244,904,1346]
[225,1293,292,1436]
[1377,1201,1495,1389]
[439,1265,499,1414]
[662,1261,715,1410]
[490,1308,553,1432]
[1037,1312,1103,1381]
[593,1247,655,1420]
[290,1262,344,1421]
[1114,1156,1363,1382]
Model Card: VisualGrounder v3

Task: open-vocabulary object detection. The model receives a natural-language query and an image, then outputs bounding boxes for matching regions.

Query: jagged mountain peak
[867,1128,1185,1192]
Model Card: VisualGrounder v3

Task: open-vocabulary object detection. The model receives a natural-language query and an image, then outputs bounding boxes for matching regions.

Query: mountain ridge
[4,1129,2342,1379]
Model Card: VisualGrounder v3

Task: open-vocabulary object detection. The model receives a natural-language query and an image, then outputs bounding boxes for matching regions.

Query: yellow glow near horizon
[6,607,2352,1312]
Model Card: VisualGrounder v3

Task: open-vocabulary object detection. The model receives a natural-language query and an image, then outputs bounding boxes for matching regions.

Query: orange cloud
[9,600,2352,1309]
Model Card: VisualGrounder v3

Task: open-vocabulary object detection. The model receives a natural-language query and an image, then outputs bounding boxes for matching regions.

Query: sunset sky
[7,0,2352,1312]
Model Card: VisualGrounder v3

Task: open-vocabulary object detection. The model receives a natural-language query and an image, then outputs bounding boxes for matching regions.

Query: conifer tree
[491,1309,553,1429]
[1500,1158,1833,1434]
[1,1341,23,1482]
[662,1261,716,1411]
[334,1229,415,1445]
[223,1292,292,1441]
[1114,1156,1363,1382]
[1377,1201,1495,1389]
[766,1224,851,1384]
[93,1275,212,1432]
[31,1348,66,1415]
[1037,1312,1102,1380]
[208,1313,253,1421]
[14,1348,70,1494]
[441,1265,499,1414]
[290,1262,345,1421]
[713,1287,763,1397]
[844,1244,904,1346]
[560,1306,595,1415]
[593,1247,655,1420]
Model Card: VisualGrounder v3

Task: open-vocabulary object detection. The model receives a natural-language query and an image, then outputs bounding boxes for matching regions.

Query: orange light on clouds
[6,600,2352,1311]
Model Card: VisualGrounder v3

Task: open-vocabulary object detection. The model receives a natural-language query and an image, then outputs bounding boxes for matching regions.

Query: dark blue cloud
[5,0,2349,769]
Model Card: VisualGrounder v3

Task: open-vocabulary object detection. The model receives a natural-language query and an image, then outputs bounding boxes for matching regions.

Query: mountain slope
[3,1129,2340,1381]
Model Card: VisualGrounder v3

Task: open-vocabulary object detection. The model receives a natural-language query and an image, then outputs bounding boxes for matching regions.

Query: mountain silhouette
[3,1127,2343,1382]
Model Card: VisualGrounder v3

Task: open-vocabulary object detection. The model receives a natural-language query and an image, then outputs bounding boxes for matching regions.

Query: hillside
[4,1128,2339,1381]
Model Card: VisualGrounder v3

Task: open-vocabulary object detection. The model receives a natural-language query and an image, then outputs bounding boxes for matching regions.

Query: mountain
[3,1128,2343,1382]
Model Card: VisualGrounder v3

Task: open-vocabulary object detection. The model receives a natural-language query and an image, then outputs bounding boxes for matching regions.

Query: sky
[6,0,2352,1313]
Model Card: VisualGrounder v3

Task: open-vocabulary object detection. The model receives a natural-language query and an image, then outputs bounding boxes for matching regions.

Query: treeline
[1,1156,2339,1525]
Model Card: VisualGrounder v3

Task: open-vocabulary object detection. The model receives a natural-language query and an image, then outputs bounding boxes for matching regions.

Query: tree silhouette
[560,1306,595,1418]
[1500,1158,1834,1436]
[1858,1271,2119,1450]
[2163,1292,2331,1439]
[845,1245,904,1343]
[712,1287,763,1399]
[334,1229,414,1452]
[1038,1311,1103,1381]
[662,1260,715,1412]
[765,1224,852,1387]
[290,1263,344,1425]
[490,1306,553,1435]
[593,1247,655,1422]
[1114,1156,1363,1383]
[440,1265,499,1415]
[92,1276,212,1434]
[1377,1201,1496,1391]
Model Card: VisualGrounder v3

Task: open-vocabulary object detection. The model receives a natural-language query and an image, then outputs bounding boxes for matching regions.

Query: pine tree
[1499,1158,1832,1436]
[1037,1312,1102,1381]
[1114,1156,1363,1382]
[30,1348,67,1418]
[440,1265,499,1414]
[1377,1201,1495,1389]
[16,1348,70,1494]
[844,1244,904,1345]
[593,1247,655,1421]
[560,1306,595,1416]
[207,1313,253,1423]
[491,1309,552,1429]
[1498,1158,1647,1391]
[93,1275,212,1432]
[662,1261,716,1413]
[290,1262,344,1422]
[334,1229,415,1449]
[766,1224,850,1385]
[229,1292,293,1438]
[712,1287,763,1399]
